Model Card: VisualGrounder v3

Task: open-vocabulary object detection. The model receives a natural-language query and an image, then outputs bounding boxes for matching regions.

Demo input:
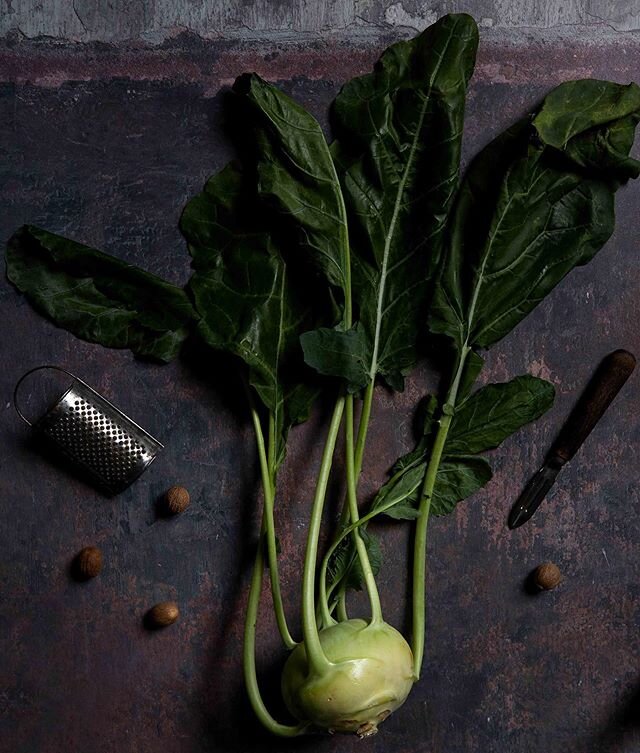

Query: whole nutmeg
[146,601,180,629]
[534,562,562,591]
[165,485,190,515]
[74,546,103,580]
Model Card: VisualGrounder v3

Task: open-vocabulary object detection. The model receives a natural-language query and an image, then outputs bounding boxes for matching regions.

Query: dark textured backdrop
[1,3,639,752]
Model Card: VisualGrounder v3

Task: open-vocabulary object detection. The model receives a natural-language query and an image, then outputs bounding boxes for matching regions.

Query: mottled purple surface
[1,31,639,753]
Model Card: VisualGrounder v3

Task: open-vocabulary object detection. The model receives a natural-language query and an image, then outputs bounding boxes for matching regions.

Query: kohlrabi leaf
[181,161,318,466]
[362,395,439,522]
[344,395,438,526]
[533,80,640,180]
[369,455,491,520]
[305,14,479,391]
[446,375,555,455]
[349,529,382,592]
[430,79,640,353]
[457,350,485,403]
[430,456,492,516]
[233,73,351,302]
[325,449,491,601]
[300,325,370,393]
[370,374,554,522]
[327,528,382,593]
[6,225,194,361]
[373,463,425,520]
[394,395,439,473]
[562,114,640,181]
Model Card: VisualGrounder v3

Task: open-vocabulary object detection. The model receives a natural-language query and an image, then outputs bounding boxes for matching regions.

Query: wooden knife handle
[550,349,636,466]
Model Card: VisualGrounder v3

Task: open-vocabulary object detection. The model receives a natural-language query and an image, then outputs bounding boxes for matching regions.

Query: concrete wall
[1,0,639,43]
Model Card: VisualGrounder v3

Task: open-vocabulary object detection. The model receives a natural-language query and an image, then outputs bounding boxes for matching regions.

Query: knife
[508,349,636,529]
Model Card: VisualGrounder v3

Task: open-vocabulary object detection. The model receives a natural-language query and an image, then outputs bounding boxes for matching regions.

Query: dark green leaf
[370,452,492,520]
[447,375,555,456]
[373,456,491,519]
[364,394,438,521]
[373,375,553,521]
[331,14,479,389]
[430,456,492,516]
[300,325,370,393]
[181,162,319,465]
[563,115,640,182]
[374,463,425,520]
[533,80,640,180]
[430,80,640,352]
[349,529,382,591]
[257,16,478,391]
[393,394,439,474]
[233,73,350,298]
[327,528,382,593]
[413,395,440,440]
[457,349,484,403]
[6,225,194,361]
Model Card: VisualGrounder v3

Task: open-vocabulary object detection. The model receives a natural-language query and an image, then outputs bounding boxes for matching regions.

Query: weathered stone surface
[1,0,638,42]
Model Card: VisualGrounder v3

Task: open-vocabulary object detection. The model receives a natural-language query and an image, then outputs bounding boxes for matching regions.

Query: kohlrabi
[7,13,640,739]
[282,619,414,737]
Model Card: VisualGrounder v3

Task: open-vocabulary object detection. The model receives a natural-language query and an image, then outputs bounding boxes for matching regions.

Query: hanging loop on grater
[14,364,77,426]
[13,365,163,495]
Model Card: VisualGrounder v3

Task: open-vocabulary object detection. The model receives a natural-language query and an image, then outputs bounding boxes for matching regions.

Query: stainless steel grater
[14,365,163,495]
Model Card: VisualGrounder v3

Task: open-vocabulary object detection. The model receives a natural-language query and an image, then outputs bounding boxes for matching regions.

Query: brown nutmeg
[165,485,190,515]
[146,601,180,628]
[534,562,562,591]
[74,546,103,580]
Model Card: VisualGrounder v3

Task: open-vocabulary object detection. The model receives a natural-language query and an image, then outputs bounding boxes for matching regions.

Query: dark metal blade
[508,464,560,529]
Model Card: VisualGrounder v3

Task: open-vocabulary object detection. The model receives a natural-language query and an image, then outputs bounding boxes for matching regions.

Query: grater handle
[13,365,78,426]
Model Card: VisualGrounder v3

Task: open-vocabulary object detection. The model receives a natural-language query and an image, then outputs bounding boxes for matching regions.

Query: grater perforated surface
[34,380,162,494]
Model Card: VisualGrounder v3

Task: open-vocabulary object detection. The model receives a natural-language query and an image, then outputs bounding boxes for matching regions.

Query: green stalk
[318,378,376,622]
[248,399,296,650]
[336,590,348,622]
[320,461,420,604]
[243,533,308,737]
[301,396,345,674]
[318,579,337,628]
[327,594,340,616]
[318,171,381,627]
[354,379,375,478]
[308,152,359,635]
[267,412,277,485]
[345,393,383,624]
[324,573,342,615]
[411,346,470,678]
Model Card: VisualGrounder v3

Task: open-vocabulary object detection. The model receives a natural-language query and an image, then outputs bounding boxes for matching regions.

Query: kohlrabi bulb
[281,619,415,737]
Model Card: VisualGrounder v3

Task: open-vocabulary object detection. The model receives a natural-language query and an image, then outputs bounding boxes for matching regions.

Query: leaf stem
[248,398,296,650]
[243,534,308,737]
[354,379,375,478]
[267,412,277,482]
[301,396,345,674]
[411,346,470,678]
[345,393,383,624]
[321,462,420,603]
[319,378,376,621]
[318,573,337,628]
[337,590,348,622]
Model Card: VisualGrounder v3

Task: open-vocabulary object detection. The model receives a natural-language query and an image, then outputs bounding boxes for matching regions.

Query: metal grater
[14,366,163,495]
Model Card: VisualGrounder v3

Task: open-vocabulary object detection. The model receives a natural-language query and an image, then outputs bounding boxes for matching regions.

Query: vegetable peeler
[508,349,636,529]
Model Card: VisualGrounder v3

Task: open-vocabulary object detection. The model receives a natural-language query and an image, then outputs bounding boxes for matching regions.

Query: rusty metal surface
[1,30,639,753]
